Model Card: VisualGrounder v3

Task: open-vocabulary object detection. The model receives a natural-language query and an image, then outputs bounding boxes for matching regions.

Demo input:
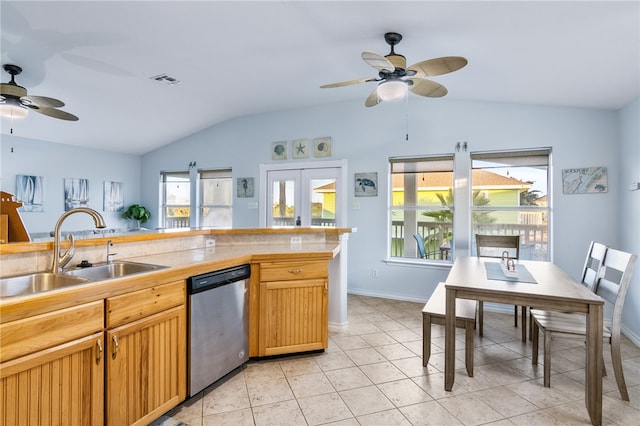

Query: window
[390,155,454,261]
[471,149,550,261]
[161,171,190,228]
[200,169,232,228]
[161,169,232,229]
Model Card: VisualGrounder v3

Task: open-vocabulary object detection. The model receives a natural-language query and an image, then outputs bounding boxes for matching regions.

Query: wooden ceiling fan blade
[33,107,79,121]
[320,77,376,89]
[23,95,65,108]
[408,56,468,77]
[408,78,448,97]
[364,88,382,107]
[361,51,395,73]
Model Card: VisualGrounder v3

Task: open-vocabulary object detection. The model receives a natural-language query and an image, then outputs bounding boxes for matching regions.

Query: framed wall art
[237,177,255,198]
[103,181,124,212]
[15,174,45,212]
[64,178,89,211]
[354,172,378,197]
[292,139,309,159]
[272,141,287,160]
[562,166,608,194]
[313,137,332,157]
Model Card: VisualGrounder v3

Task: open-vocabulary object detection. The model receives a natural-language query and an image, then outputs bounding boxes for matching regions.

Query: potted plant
[122,204,151,230]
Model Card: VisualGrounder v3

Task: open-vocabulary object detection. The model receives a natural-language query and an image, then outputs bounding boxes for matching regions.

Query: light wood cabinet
[258,261,328,356]
[0,301,104,426]
[105,280,186,426]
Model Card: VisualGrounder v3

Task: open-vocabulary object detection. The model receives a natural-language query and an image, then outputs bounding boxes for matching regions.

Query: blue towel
[484,262,537,284]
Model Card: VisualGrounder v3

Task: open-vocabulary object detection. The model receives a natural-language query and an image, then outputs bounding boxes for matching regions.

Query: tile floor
[152,294,640,426]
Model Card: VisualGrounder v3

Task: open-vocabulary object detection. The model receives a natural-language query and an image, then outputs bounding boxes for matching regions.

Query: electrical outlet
[205,239,216,248]
[372,269,378,278]
[290,236,302,244]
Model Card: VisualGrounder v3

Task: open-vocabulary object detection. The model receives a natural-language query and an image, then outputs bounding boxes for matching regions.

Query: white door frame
[259,159,348,228]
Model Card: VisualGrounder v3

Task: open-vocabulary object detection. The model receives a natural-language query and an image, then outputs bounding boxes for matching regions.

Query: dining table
[444,256,605,425]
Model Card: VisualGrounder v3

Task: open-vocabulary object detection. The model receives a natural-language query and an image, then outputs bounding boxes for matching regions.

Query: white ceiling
[1,1,638,155]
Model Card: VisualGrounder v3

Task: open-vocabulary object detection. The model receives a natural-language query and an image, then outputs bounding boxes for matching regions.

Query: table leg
[585,303,603,426]
[444,287,456,391]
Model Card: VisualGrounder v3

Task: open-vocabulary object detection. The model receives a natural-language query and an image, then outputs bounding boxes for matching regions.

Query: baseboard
[348,288,427,304]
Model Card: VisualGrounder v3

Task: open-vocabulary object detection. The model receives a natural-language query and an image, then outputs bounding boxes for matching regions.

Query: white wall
[141,98,625,304]
[618,99,640,341]
[0,135,142,235]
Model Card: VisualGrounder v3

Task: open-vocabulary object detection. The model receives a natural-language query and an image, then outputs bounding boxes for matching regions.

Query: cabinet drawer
[107,280,185,328]
[0,301,104,363]
[260,261,328,282]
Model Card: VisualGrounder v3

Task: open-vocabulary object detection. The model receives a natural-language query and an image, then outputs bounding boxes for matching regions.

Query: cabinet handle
[288,269,303,274]
[96,339,103,364]
[112,335,119,359]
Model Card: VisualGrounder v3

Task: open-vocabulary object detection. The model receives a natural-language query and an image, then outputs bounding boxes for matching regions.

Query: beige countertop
[0,242,340,324]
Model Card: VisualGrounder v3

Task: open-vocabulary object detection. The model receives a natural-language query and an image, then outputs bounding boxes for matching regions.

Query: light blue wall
[0,135,141,234]
[141,97,626,304]
[2,96,636,341]
[618,99,640,340]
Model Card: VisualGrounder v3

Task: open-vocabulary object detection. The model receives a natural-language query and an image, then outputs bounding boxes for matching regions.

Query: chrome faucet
[106,239,117,264]
[51,207,106,273]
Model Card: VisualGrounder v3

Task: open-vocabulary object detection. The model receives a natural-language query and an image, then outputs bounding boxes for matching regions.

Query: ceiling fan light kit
[0,98,29,119]
[321,32,467,107]
[377,80,408,102]
[0,64,79,122]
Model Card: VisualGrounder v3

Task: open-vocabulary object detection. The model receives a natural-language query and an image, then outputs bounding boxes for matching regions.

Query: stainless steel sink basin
[0,273,90,298]
[64,261,167,281]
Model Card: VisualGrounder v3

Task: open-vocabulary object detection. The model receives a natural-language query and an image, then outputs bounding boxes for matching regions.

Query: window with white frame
[161,169,232,229]
[390,155,454,261]
[470,149,551,261]
[199,169,232,228]
[161,171,190,229]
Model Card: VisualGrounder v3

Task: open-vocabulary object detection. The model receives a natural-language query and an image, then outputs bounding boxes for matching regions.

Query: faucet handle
[58,234,75,270]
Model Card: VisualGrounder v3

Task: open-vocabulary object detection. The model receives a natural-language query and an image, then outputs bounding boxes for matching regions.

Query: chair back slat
[594,248,637,329]
[475,234,520,259]
[581,241,608,290]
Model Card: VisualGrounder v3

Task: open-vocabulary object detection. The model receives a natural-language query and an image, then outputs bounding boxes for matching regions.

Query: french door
[260,160,346,228]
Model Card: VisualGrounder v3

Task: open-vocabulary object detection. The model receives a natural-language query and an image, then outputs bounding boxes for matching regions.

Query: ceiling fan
[0,64,79,121]
[320,32,467,107]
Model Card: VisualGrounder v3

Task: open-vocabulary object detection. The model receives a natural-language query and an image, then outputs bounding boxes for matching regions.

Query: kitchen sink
[64,260,167,281]
[0,273,90,298]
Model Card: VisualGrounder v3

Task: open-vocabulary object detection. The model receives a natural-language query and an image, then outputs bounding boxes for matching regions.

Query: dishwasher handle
[188,264,251,294]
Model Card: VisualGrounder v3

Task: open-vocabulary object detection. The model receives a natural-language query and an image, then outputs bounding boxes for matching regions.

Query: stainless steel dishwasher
[187,264,251,396]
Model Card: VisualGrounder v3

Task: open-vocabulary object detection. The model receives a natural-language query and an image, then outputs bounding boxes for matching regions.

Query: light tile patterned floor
[152,294,640,425]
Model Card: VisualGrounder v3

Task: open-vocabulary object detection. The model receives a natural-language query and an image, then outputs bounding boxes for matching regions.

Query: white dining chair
[531,247,637,400]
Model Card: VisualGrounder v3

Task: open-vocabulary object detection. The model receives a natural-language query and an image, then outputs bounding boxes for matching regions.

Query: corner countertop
[0,242,340,324]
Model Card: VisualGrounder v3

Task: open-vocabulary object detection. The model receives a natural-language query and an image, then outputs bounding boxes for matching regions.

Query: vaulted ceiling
[1,1,638,155]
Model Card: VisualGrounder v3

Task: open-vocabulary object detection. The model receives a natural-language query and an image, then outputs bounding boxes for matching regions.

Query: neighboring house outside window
[389,155,455,261]
[388,148,551,262]
[471,149,551,261]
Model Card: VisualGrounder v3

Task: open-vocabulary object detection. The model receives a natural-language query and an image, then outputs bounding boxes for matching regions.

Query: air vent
[150,74,182,86]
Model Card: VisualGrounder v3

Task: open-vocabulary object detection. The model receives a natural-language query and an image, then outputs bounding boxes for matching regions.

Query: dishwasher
[187,264,251,397]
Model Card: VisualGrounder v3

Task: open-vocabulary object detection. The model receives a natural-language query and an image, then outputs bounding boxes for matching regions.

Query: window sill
[384,258,453,271]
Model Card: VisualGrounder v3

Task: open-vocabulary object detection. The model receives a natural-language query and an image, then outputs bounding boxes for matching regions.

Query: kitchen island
[0,227,352,426]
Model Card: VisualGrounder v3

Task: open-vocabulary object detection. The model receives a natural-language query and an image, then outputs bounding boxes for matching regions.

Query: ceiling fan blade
[22,95,65,108]
[33,107,79,121]
[364,88,382,107]
[408,56,468,77]
[408,78,448,98]
[320,77,376,89]
[361,51,395,73]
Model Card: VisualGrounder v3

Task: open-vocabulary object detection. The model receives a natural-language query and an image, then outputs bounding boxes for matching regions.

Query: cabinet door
[259,278,328,356]
[106,305,186,426]
[0,332,104,426]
